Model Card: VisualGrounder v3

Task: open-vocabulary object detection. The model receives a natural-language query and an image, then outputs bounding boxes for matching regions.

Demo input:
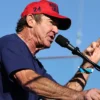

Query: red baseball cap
[21,0,71,30]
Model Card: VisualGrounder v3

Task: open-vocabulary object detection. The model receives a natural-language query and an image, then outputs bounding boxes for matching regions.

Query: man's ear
[26,14,36,28]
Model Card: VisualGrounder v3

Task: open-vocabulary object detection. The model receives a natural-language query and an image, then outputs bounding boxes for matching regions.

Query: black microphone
[55,35,75,51]
[55,34,100,71]
[55,35,80,55]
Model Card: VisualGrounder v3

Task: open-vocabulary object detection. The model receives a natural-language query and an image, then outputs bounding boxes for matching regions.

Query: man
[0,0,100,100]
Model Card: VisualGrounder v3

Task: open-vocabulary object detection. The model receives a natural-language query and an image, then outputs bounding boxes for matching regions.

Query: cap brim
[44,13,71,30]
[57,17,71,30]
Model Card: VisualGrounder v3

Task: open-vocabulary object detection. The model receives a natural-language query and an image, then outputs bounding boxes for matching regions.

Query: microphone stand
[55,34,100,71]
[68,43,100,71]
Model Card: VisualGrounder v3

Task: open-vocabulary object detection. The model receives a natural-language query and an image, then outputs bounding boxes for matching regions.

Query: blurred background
[0,0,100,90]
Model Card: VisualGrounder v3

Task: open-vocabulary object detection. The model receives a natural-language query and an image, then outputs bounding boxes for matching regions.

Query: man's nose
[53,25,58,34]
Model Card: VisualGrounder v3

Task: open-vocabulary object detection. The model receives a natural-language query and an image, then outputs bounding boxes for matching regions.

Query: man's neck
[17,30,39,55]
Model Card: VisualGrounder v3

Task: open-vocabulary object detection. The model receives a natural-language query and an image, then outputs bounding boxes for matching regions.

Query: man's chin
[44,44,51,49]
[45,45,51,49]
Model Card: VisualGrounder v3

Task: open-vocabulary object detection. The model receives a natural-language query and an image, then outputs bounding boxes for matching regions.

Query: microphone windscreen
[55,35,69,47]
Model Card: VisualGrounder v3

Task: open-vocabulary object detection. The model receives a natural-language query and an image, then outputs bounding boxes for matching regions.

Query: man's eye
[50,21,53,24]
[50,21,57,26]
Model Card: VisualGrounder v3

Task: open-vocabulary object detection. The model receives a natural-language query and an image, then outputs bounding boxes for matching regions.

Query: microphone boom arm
[55,34,100,71]
[67,43,100,71]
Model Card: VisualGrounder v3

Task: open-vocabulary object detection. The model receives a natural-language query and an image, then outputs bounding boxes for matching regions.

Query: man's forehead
[42,14,59,25]
[41,14,58,21]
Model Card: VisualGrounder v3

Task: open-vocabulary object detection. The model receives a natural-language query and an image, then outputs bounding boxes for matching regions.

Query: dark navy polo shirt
[0,34,56,100]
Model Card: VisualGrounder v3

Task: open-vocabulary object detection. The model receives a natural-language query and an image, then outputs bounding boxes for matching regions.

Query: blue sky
[0,0,100,90]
